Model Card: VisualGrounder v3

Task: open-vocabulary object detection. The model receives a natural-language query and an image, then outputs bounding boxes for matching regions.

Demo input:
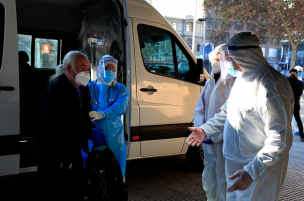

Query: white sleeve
[200,102,227,139]
[244,94,293,181]
[193,81,209,127]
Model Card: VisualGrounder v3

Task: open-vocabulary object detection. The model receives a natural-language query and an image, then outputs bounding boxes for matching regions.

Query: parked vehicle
[0,0,207,176]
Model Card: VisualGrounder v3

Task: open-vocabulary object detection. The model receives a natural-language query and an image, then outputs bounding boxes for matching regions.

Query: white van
[0,0,207,176]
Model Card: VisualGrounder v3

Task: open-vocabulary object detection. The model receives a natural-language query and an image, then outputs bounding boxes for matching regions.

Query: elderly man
[288,69,304,141]
[36,51,93,201]
[186,32,294,200]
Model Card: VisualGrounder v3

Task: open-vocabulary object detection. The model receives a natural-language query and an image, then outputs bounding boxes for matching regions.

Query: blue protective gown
[88,81,129,178]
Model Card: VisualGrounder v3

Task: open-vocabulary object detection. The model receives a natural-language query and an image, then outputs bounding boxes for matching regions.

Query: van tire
[185,144,204,171]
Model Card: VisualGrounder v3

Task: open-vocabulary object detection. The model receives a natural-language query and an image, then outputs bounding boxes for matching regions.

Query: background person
[186,32,294,200]
[288,69,304,142]
[88,54,129,178]
[292,66,304,135]
[36,51,93,201]
[194,44,235,201]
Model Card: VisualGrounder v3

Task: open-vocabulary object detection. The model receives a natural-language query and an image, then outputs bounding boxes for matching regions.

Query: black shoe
[301,138,304,142]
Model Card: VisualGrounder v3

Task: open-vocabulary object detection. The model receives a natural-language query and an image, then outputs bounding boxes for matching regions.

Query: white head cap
[294,66,303,72]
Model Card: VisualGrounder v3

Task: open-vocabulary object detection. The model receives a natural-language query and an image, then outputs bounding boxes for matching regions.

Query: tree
[203,0,304,68]
[205,18,231,47]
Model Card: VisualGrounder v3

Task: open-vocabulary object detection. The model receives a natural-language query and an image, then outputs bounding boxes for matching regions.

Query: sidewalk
[277,99,304,200]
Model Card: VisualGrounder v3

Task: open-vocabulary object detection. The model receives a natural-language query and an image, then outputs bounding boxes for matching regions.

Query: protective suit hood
[226,32,270,73]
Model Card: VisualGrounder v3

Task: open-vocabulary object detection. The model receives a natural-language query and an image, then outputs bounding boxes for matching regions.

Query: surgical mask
[212,61,221,74]
[102,70,116,83]
[298,72,302,77]
[226,61,240,77]
[72,67,90,86]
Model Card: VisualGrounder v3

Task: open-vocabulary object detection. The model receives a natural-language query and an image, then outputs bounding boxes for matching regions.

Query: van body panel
[129,17,140,128]
[128,0,170,27]
[131,18,200,157]
[128,141,141,158]
[132,18,200,126]
[0,155,20,176]
[0,0,20,176]
[141,138,185,156]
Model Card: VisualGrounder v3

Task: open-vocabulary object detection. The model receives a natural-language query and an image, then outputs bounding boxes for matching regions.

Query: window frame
[137,24,196,83]
[18,30,63,69]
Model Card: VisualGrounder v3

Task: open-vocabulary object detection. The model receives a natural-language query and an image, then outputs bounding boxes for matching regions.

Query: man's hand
[227,170,253,192]
[185,127,206,147]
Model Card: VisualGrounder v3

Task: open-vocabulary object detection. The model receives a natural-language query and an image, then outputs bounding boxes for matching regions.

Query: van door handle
[0,86,15,91]
[140,88,157,92]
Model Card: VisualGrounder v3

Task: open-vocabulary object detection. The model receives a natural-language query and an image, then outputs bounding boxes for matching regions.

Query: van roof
[128,0,171,28]
[16,0,171,33]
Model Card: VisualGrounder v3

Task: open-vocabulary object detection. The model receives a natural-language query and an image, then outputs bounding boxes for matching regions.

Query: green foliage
[203,0,304,68]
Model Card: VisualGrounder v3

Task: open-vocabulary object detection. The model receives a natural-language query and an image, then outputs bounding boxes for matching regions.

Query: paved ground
[1,102,304,200]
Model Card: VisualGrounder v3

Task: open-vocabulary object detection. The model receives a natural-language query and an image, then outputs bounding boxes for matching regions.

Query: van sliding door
[132,19,200,157]
[0,0,20,176]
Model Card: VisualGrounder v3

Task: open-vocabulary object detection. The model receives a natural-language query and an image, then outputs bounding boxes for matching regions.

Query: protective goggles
[220,45,260,60]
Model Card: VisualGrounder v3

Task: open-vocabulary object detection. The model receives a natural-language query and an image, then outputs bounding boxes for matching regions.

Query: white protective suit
[200,32,294,201]
[194,46,235,201]
[292,66,303,134]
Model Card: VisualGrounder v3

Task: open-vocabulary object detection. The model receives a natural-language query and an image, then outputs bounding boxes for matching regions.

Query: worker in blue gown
[88,54,129,178]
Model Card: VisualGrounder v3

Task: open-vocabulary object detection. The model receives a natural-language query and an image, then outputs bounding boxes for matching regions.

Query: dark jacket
[36,73,93,167]
[288,76,303,109]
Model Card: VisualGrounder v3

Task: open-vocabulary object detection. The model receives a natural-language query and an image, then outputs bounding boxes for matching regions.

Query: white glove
[89,111,105,121]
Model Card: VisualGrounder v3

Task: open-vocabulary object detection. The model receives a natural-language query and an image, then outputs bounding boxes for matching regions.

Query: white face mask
[72,67,90,86]
[212,61,221,74]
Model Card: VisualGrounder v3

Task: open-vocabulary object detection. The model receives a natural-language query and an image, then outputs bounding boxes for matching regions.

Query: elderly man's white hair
[62,50,88,72]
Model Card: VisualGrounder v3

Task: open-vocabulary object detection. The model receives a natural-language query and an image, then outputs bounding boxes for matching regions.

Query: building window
[187,38,192,49]
[178,22,182,31]
[172,22,177,30]
[186,22,193,32]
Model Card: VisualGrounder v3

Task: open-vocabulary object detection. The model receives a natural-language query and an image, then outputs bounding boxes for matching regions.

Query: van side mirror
[196,58,206,86]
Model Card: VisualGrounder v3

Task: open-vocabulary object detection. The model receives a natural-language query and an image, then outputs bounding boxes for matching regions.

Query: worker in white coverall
[186,32,294,201]
[292,65,303,135]
[194,45,235,201]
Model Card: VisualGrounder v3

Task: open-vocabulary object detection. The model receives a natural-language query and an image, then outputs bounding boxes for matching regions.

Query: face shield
[97,55,118,84]
[219,45,260,80]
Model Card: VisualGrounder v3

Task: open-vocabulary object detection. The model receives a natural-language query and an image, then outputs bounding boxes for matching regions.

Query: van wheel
[185,144,204,171]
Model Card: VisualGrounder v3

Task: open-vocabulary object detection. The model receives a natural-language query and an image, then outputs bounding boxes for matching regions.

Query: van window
[138,24,194,82]
[17,34,62,69]
[18,34,32,65]
[138,25,175,78]
[35,38,59,68]
[176,44,190,80]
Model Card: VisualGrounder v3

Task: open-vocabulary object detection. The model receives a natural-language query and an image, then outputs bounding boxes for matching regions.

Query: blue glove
[202,139,213,144]
[92,128,106,147]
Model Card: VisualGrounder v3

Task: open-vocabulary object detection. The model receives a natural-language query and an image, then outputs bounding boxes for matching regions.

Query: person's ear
[65,64,72,74]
